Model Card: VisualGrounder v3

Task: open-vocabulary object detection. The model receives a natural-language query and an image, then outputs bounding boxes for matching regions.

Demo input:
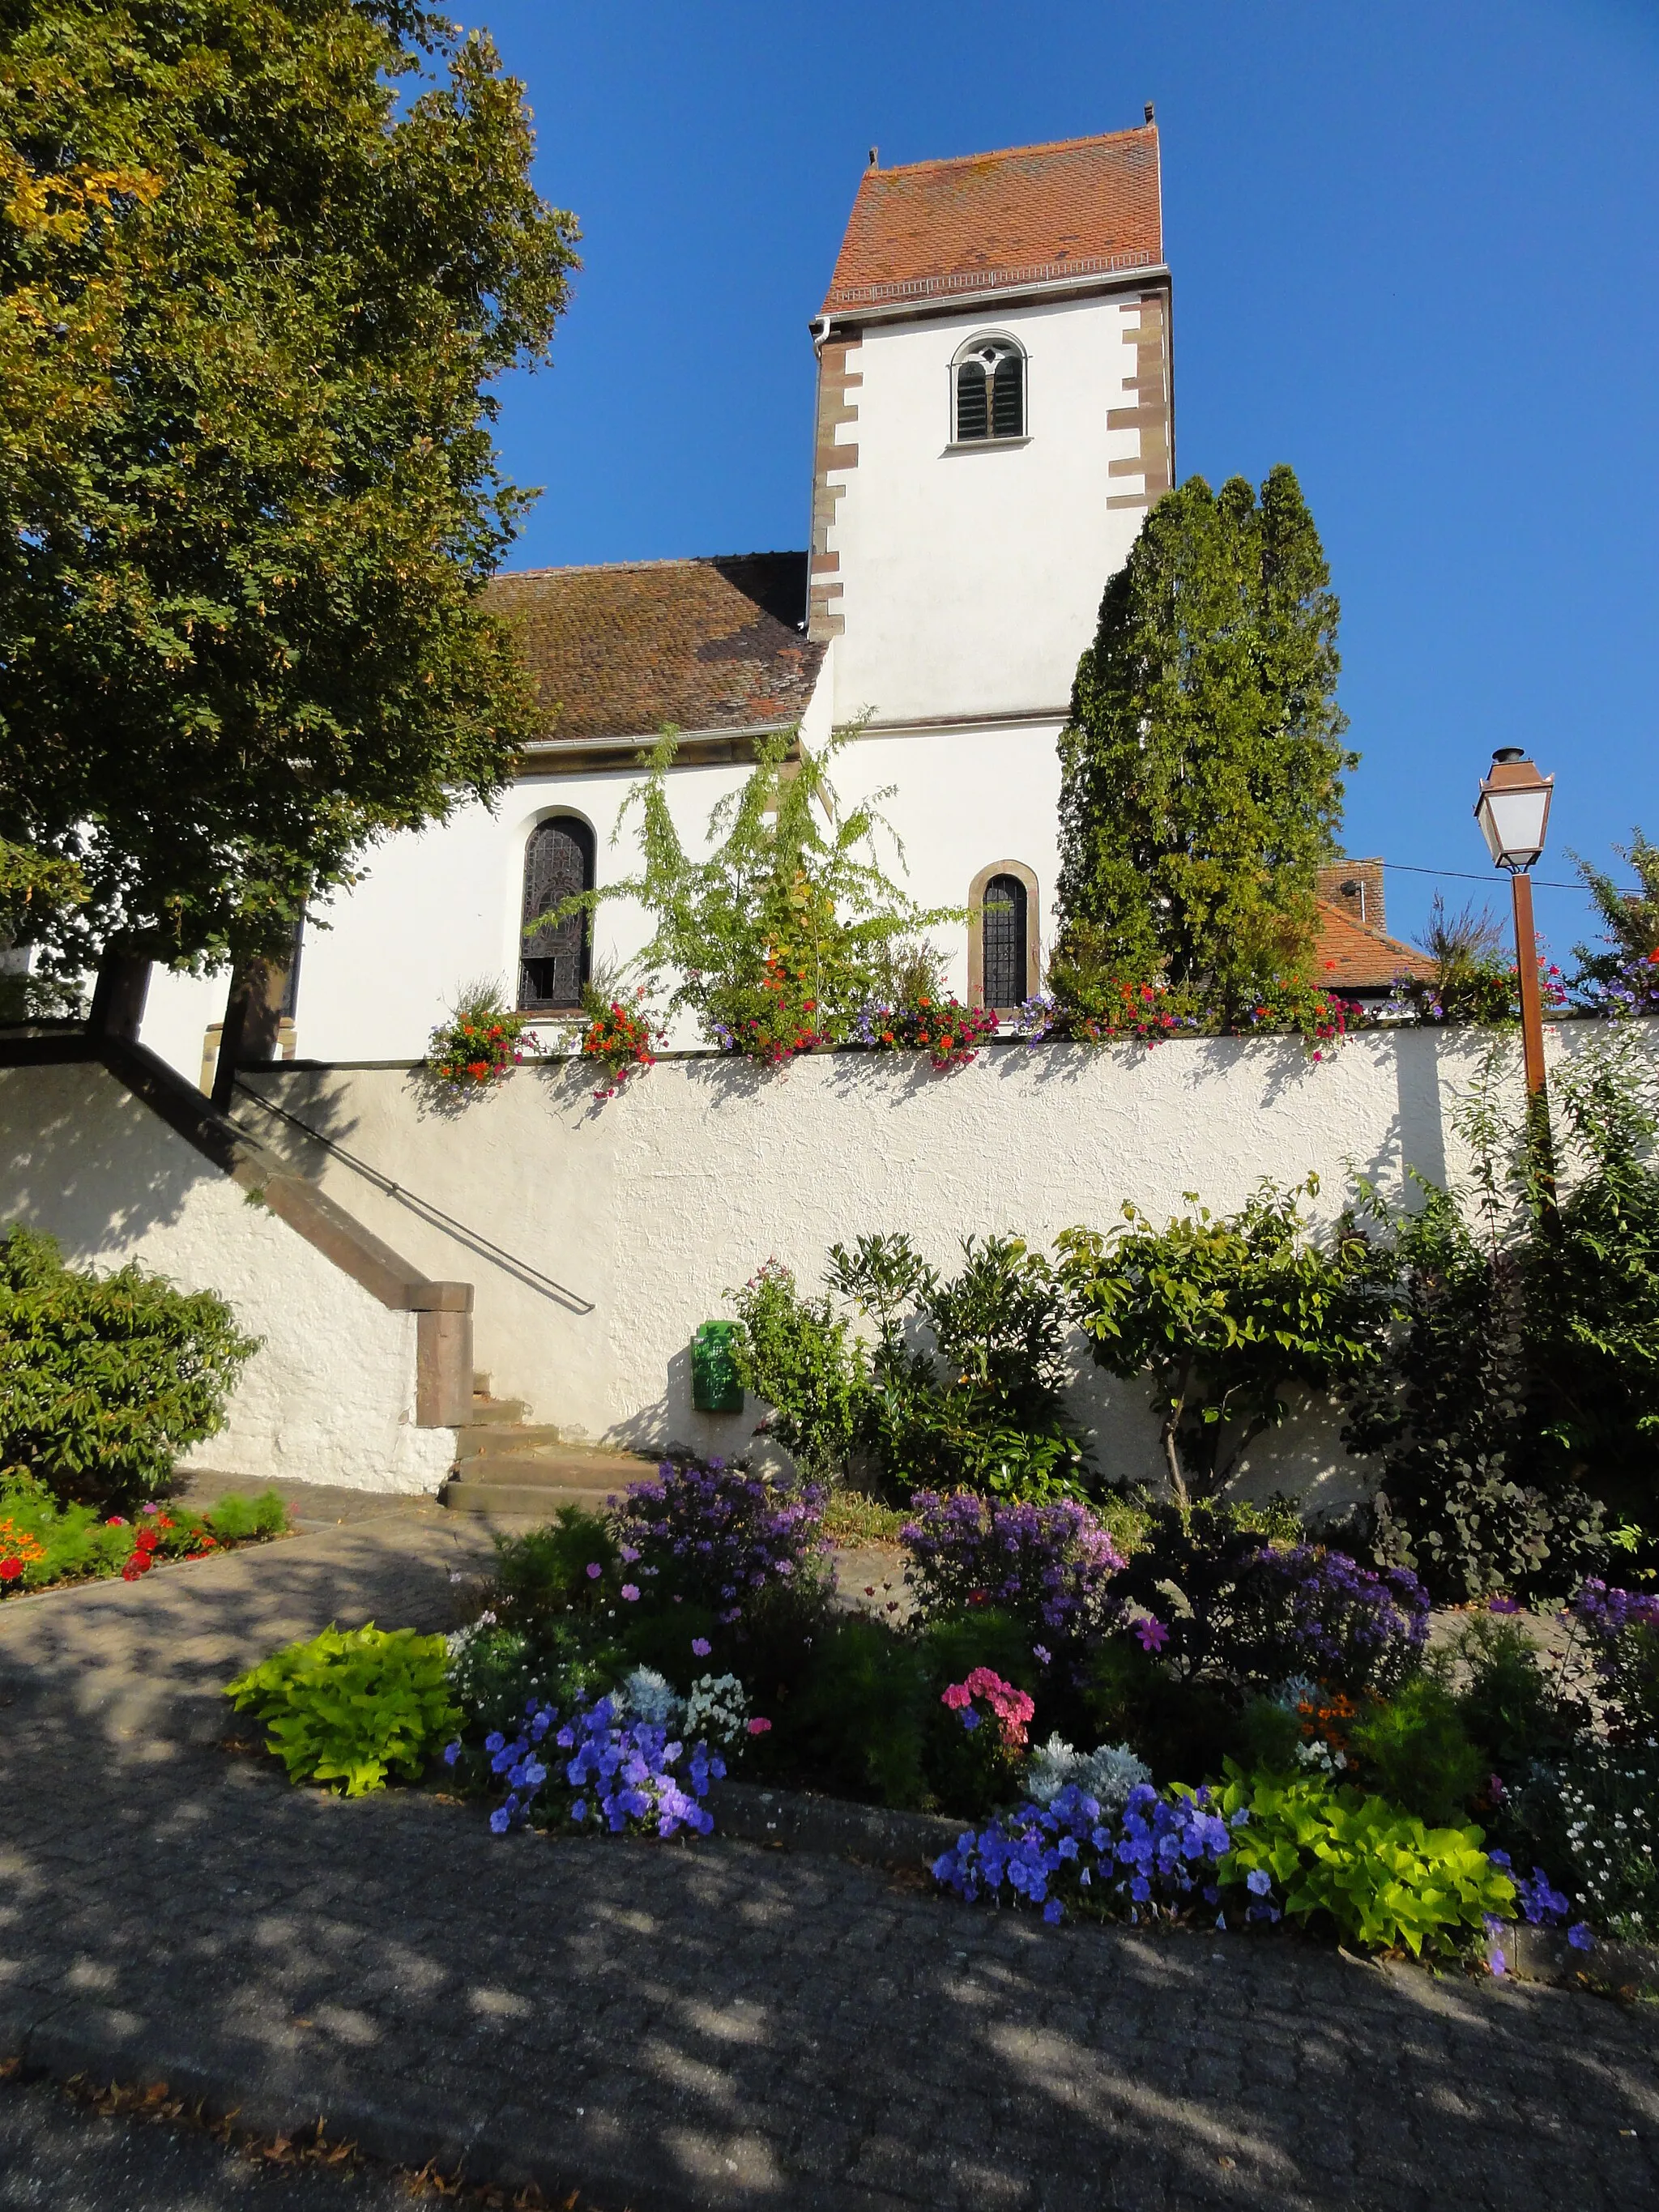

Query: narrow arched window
[519,816,594,1010]
[953,336,1026,444]
[982,873,1029,1008]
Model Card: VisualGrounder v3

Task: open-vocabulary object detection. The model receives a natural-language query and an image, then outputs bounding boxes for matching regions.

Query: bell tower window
[952,336,1026,445]
[519,816,595,1010]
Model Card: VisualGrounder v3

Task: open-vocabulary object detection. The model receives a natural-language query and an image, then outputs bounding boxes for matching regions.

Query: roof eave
[817,261,1170,334]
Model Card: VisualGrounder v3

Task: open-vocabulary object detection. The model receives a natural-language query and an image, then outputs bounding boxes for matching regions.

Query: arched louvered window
[981,873,1030,1009]
[519,816,595,1010]
[953,336,1026,444]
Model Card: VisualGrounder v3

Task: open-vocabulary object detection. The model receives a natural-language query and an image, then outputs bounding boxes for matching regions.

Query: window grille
[519,818,594,1009]
[953,339,1026,443]
[982,873,1028,1008]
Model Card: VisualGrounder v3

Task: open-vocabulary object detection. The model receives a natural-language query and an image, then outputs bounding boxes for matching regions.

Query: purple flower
[1489,1948,1508,1977]
[585,1562,602,1580]
[1136,1617,1169,1654]
[692,1637,711,1656]
[621,1583,640,1602]
[1487,1596,1523,1614]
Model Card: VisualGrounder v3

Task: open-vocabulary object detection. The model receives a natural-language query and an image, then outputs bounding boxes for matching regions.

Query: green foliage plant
[830,1232,1090,1502]
[1056,1177,1392,1505]
[1054,467,1354,1015]
[225,1622,459,1796]
[0,1468,285,1594]
[562,728,958,1065]
[0,1225,258,1505]
[1346,1677,1486,1827]
[727,1260,864,1482]
[1448,1613,1585,1779]
[766,1612,931,1810]
[0,0,578,987]
[1213,1763,1516,1956]
[485,1506,621,1626]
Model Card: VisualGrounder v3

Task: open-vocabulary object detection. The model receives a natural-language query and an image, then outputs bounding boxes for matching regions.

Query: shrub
[1216,1544,1430,1698]
[1081,1636,1240,1786]
[1346,1677,1486,1826]
[1056,1178,1394,1507]
[761,1613,931,1810]
[610,1455,830,1626]
[902,1490,1125,1654]
[1450,1613,1585,1779]
[226,1623,458,1796]
[485,1507,621,1626]
[1023,1734,1150,1816]
[424,979,540,1092]
[1565,1581,1659,1737]
[0,1225,258,1506]
[727,1261,864,1482]
[1214,1765,1516,1956]
[1099,1494,1299,1682]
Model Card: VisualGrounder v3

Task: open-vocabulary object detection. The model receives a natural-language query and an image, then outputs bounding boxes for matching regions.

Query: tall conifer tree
[1054,466,1354,1009]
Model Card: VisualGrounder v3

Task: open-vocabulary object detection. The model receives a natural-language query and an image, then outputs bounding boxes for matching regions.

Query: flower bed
[1,1476,290,1597]
[217,1448,1659,1977]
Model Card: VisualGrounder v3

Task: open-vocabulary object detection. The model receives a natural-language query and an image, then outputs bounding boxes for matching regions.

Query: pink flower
[692,1637,711,1656]
[1135,1617,1169,1654]
[746,1717,772,1736]
[620,1583,640,1602]
[940,1682,972,1711]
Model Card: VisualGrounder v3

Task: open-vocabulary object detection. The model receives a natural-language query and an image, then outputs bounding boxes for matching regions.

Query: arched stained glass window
[982,873,1029,1008]
[953,336,1026,444]
[519,817,594,1010]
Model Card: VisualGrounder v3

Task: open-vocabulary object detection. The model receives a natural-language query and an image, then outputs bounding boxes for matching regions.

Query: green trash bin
[691,1320,744,1414]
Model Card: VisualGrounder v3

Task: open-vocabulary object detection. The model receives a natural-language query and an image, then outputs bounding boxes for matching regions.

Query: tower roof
[821,124,1162,317]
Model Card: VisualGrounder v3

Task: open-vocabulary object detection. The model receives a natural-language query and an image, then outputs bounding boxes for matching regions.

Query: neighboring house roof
[485,552,822,756]
[821,125,1163,315]
[1314,901,1435,995]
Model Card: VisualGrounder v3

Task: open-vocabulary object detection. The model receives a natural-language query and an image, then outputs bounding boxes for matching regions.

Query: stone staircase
[439,1376,658,1518]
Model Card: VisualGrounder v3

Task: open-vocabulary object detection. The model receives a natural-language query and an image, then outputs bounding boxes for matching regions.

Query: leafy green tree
[0,0,578,986]
[1054,467,1354,1010]
[1056,1177,1393,1507]
[1572,831,1659,991]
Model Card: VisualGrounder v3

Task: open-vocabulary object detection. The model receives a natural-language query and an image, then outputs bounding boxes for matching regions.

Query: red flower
[0,1558,22,1581]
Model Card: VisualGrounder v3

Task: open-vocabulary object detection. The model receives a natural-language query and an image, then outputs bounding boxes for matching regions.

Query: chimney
[1144,102,1155,124]
[1316,858,1387,935]
[868,146,879,168]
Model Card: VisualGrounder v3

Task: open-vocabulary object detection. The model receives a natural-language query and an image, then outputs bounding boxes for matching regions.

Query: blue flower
[441,1740,460,1767]
[484,1732,505,1755]
[1246,1868,1272,1897]
[488,1806,511,1835]
[1043,1899,1064,1924]
[570,1798,587,1822]
[1567,1922,1595,1952]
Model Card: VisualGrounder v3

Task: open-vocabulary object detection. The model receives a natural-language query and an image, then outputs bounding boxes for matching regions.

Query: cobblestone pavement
[2,1511,1657,2212]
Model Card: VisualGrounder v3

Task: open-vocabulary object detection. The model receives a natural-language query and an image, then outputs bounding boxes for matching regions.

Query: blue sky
[462,0,1658,964]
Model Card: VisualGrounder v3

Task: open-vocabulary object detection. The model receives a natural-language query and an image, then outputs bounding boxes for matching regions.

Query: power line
[1381,861,1641,897]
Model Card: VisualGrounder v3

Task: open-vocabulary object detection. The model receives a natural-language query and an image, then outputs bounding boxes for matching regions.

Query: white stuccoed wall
[239,1023,1652,1507]
[0,1061,456,1491]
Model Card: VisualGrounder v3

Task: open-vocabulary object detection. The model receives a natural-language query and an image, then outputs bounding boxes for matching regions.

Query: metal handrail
[232,1077,595,1314]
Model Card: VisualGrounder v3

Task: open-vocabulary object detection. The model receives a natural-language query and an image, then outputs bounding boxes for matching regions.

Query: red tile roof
[1314,901,1435,994]
[822,126,1162,315]
[486,554,822,748]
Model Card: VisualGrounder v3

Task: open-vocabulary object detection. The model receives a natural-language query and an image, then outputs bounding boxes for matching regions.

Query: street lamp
[1473,747,1555,1106]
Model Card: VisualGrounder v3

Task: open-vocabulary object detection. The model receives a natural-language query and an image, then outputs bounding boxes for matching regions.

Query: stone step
[465,1396,531,1427]
[454,1424,572,1460]
[452,1448,651,1486]
[441,1480,618,1518]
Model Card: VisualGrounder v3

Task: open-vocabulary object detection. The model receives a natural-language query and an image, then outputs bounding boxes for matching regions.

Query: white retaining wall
[0,1061,457,1491]
[238,1024,1653,1507]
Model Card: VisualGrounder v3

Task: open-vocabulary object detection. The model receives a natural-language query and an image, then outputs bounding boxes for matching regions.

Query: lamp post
[1473,748,1555,1177]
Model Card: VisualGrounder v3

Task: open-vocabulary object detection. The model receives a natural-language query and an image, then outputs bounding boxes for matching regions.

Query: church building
[134,118,1421,1087]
